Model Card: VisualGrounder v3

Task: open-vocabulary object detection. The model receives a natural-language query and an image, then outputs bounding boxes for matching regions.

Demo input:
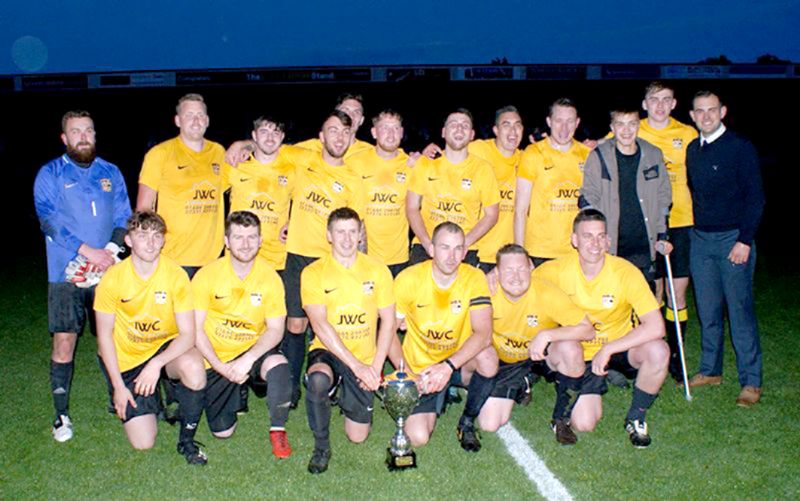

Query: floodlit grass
[1,256,798,499]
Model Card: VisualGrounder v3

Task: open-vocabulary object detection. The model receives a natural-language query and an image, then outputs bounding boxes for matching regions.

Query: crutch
[664,252,692,401]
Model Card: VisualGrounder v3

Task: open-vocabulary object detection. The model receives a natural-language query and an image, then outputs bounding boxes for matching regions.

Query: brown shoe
[681,373,722,388]
[735,386,762,407]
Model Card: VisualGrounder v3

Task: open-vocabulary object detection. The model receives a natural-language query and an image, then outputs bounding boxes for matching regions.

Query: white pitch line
[497,423,573,501]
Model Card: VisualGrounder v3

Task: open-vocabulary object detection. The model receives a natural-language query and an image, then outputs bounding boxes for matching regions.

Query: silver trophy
[381,363,420,470]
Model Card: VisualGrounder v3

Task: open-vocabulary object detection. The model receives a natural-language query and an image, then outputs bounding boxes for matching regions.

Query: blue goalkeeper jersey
[34,154,132,282]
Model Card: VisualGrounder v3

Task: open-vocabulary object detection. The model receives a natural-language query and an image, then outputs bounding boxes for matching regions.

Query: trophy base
[386,449,417,471]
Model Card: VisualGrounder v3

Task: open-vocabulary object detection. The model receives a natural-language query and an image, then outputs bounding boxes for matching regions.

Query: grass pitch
[1,256,798,500]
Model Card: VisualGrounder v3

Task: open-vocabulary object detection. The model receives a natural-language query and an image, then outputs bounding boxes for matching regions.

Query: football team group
[34,81,764,473]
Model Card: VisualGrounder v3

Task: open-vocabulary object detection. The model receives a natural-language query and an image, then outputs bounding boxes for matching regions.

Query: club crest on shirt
[332,181,344,193]
[672,138,684,149]
[212,163,221,176]
[396,172,406,183]
[278,175,288,186]
[578,161,586,172]
[154,291,167,305]
[602,294,615,308]
[461,179,472,190]
[527,314,538,327]
[100,178,112,192]
[451,299,462,314]
[362,281,375,295]
[250,292,262,306]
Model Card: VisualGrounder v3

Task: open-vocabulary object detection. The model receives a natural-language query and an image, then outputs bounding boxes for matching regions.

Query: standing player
[295,93,373,159]
[95,211,208,464]
[282,111,366,407]
[225,116,310,272]
[478,244,593,446]
[34,110,132,442]
[192,211,292,457]
[579,107,672,288]
[535,210,669,448]
[301,208,395,474]
[392,222,498,452]
[471,106,524,272]
[515,98,592,266]
[686,91,765,407]
[347,109,411,275]
[136,93,227,278]
[407,109,500,266]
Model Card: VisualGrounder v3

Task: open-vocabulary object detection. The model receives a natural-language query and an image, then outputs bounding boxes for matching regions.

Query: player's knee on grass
[124,415,157,450]
[51,332,78,362]
[212,423,237,439]
[405,414,435,447]
[344,420,371,443]
[478,398,512,432]
[570,395,602,432]
[633,339,670,374]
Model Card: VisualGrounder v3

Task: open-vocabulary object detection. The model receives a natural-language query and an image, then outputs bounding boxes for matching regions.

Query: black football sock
[50,360,74,419]
[626,386,658,423]
[552,372,583,421]
[176,383,205,444]
[266,363,292,428]
[460,372,495,426]
[305,372,332,450]
[282,329,307,389]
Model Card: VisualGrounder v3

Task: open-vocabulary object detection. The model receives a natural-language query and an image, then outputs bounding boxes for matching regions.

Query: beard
[66,142,97,164]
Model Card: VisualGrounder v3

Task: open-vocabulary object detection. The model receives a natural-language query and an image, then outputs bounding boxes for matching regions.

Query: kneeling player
[301,208,395,474]
[535,209,669,448]
[192,211,292,458]
[392,222,498,452]
[478,244,593,445]
[95,211,208,464]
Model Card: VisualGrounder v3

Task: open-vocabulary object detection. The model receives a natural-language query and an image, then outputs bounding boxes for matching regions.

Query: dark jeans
[690,229,761,387]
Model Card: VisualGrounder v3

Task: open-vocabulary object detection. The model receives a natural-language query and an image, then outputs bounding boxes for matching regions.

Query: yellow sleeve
[540,279,586,326]
[375,264,395,310]
[190,267,211,312]
[139,145,166,190]
[173,268,194,313]
[293,138,322,153]
[478,163,501,207]
[264,270,287,318]
[466,269,492,310]
[300,262,323,307]
[93,268,119,314]
[517,146,540,183]
[624,266,660,317]
[393,269,413,317]
[408,157,430,195]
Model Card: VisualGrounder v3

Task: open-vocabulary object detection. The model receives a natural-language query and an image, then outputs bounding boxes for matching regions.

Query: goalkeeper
[33,110,132,443]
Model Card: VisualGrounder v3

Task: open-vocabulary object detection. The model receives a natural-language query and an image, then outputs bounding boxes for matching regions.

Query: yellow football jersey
[469,139,520,263]
[302,252,394,365]
[491,276,586,364]
[408,154,500,251]
[94,256,193,372]
[637,118,697,228]
[347,147,411,266]
[533,253,659,361]
[285,153,365,258]
[395,261,492,374]
[225,145,309,270]
[192,256,286,368]
[139,137,227,267]
[517,140,590,258]
[294,137,373,159]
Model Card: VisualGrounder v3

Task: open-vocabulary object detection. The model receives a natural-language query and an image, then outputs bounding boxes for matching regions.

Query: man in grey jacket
[579,108,672,289]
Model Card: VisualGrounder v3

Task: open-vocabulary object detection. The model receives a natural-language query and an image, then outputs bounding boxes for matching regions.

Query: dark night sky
[2,0,798,74]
